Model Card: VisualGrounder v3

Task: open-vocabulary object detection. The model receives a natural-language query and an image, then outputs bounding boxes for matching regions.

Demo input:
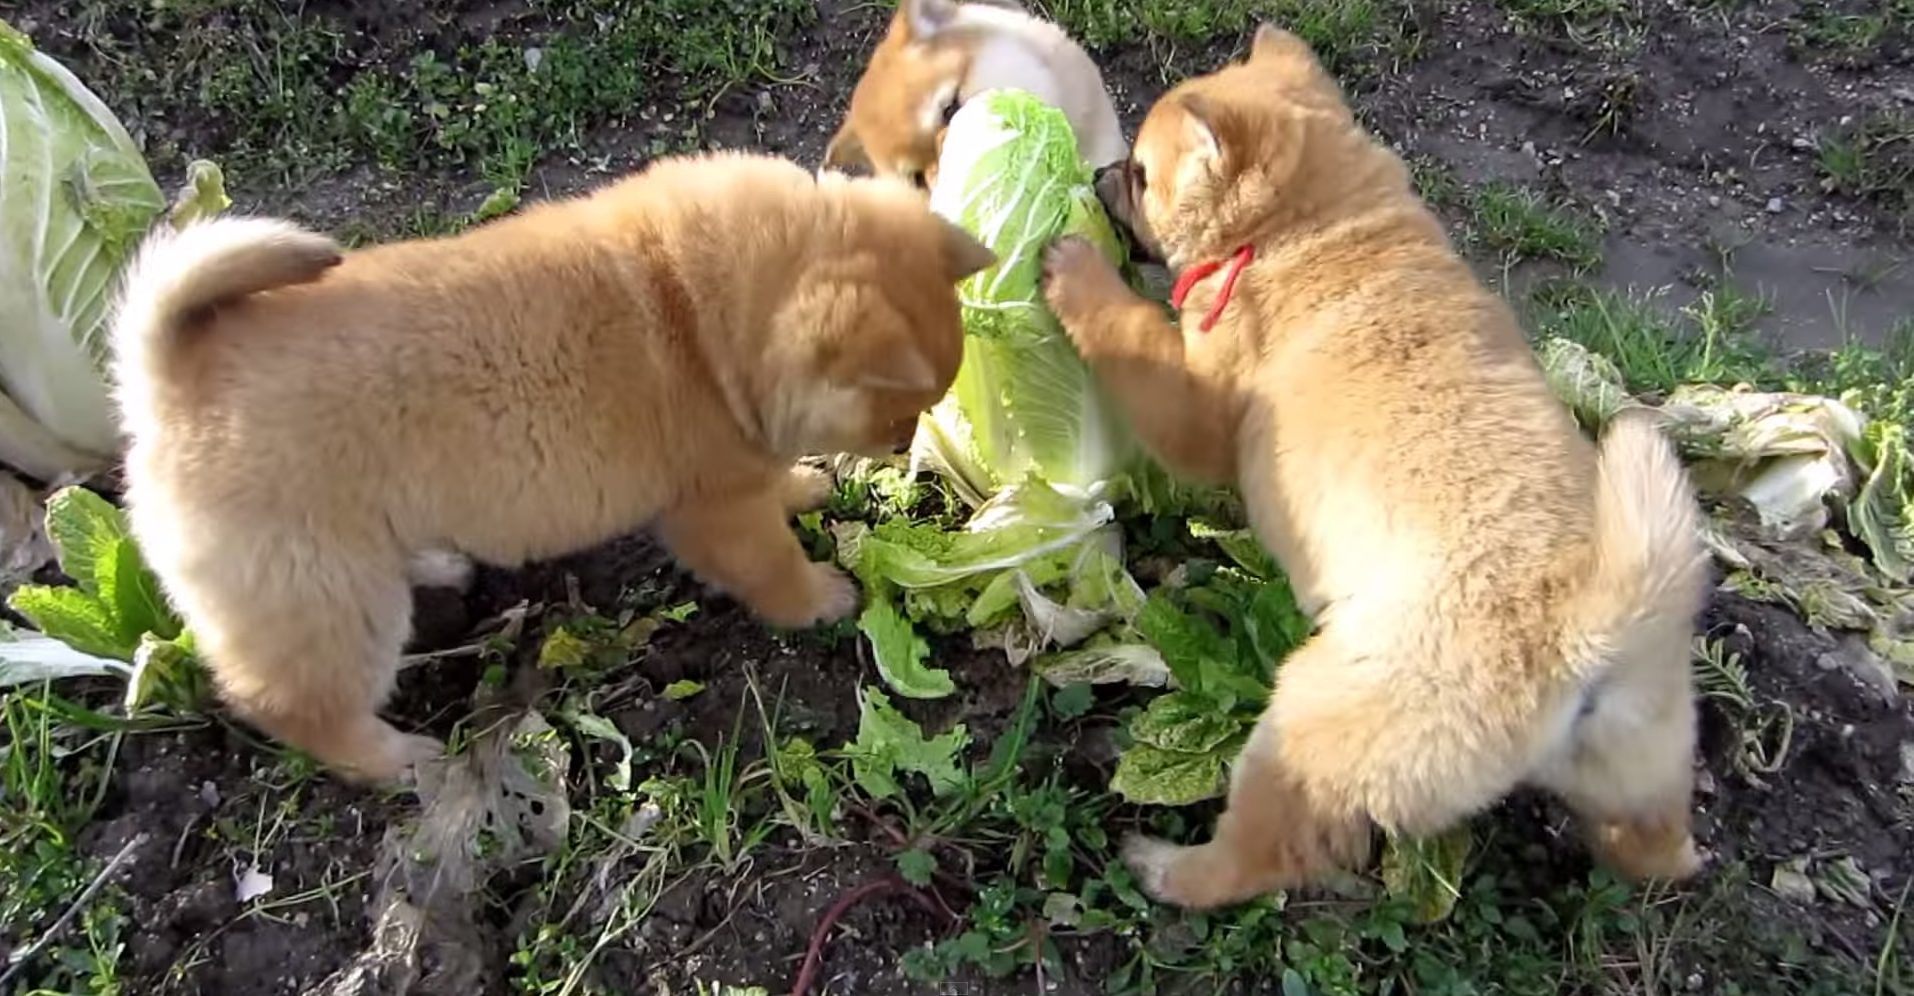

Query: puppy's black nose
[1093,163,1120,186]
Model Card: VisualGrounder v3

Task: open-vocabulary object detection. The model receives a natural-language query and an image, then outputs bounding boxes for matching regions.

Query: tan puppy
[1040,26,1711,909]
[109,152,995,784]
[824,0,1127,190]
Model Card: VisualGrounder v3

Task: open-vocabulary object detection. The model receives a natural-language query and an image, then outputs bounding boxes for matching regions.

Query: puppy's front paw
[801,562,861,625]
[779,464,836,513]
[339,729,447,787]
[756,562,861,629]
[1120,833,1184,903]
[1042,235,1131,329]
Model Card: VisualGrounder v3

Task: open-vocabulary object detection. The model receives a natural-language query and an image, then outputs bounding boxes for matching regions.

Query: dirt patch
[45,533,1914,996]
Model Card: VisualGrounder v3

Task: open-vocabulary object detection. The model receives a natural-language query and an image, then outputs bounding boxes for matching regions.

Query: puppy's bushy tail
[109,216,341,407]
[1565,409,1712,670]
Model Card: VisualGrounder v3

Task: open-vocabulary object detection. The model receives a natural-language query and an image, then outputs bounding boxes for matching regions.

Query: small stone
[523,47,543,72]
[1766,197,1785,213]
[234,863,274,903]
[1708,195,1722,207]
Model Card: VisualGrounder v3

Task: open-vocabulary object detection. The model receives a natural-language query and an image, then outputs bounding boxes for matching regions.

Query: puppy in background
[1041,26,1711,909]
[824,0,1127,190]
[109,153,995,784]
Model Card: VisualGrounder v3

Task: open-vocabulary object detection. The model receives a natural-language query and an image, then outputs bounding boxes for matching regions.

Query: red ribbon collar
[1169,244,1257,333]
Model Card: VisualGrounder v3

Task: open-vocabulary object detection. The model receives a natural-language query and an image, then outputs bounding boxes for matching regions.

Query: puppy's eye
[940,98,962,125]
[1130,160,1148,192]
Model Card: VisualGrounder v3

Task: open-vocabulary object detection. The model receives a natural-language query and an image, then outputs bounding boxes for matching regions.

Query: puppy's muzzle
[1091,161,1153,263]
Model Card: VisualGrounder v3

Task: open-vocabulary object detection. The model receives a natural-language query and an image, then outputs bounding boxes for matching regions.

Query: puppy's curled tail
[1566,408,1712,667]
[109,216,341,407]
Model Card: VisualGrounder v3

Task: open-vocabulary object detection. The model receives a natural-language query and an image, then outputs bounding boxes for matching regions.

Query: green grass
[1031,0,1420,74]
[60,0,815,191]
[1467,182,1606,272]
[1789,0,1914,56]
[1527,281,1780,394]
[0,688,129,995]
[1820,111,1914,232]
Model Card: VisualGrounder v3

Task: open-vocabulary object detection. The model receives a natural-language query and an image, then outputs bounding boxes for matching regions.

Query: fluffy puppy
[1039,26,1711,909]
[824,0,1127,190]
[109,152,996,784]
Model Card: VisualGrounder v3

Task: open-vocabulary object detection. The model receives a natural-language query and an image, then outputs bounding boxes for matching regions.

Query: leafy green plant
[844,687,969,801]
[3,487,201,709]
[1110,531,1311,806]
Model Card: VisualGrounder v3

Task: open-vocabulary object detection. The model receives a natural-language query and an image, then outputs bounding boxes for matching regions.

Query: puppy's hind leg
[1121,637,1382,910]
[1122,708,1372,910]
[187,537,443,784]
[1125,627,1545,910]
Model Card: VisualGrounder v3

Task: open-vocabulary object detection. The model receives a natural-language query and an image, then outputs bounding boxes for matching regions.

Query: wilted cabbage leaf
[0,619,132,688]
[1380,826,1475,924]
[1848,419,1914,585]
[1537,336,1639,429]
[1658,384,1869,544]
[846,686,969,800]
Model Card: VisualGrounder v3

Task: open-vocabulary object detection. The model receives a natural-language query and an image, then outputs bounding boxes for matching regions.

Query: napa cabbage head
[837,89,1174,700]
[914,88,1136,502]
[0,19,229,482]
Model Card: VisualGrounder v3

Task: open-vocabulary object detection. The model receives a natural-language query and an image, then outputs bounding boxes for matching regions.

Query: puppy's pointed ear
[857,341,939,392]
[900,0,961,41]
[1249,23,1311,65]
[1179,91,1306,188]
[936,218,997,281]
[1177,93,1227,169]
[823,126,868,171]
